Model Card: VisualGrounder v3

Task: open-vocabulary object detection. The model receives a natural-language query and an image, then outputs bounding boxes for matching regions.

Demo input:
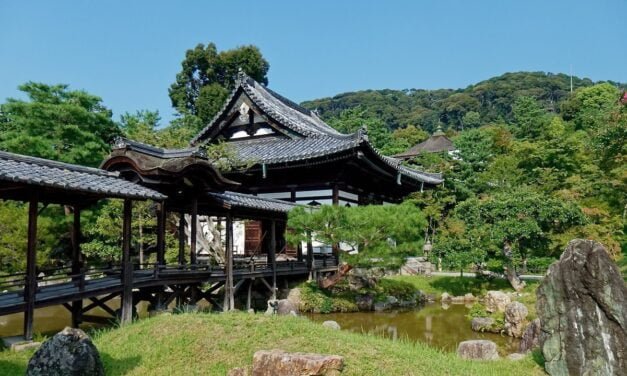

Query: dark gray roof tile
[0,150,166,201]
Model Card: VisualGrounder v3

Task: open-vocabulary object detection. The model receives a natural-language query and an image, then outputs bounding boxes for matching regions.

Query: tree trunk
[502,242,526,291]
[319,263,352,289]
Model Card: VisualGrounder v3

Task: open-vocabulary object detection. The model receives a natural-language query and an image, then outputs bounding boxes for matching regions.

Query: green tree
[168,43,270,127]
[0,82,120,167]
[327,107,393,152]
[287,202,427,269]
[511,96,548,139]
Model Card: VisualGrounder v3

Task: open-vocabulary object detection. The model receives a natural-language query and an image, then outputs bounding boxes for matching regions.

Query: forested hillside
[302,72,626,132]
[301,74,626,280]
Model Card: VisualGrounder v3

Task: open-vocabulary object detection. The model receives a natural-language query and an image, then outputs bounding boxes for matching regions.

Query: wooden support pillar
[223,214,234,311]
[156,201,166,265]
[120,199,133,324]
[23,195,38,341]
[331,186,340,261]
[246,279,254,311]
[306,230,314,272]
[178,211,185,265]
[270,220,277,300]
[71,207,82,328]
[190,198,198,265]
[296,242,303,262]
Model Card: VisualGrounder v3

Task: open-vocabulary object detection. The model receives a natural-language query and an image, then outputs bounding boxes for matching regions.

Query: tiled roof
[207,191,301,213]
[190,72,443,186]
[111,137,205,159]
[229,133,361,164]
[395,134,456,158]
[0,150,166,200]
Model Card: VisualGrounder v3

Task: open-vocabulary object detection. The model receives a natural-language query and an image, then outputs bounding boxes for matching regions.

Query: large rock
[471,317,499,333]
[322,320,341,330]
[504,301,528,338]
[265,299,298,316]
[347,268,381,291]
[484,291,511,313]
[400,257,433,276]
[537,239,627,376]
[519,318,541,353]
[456,340,499,360]
[355,294,374,311]
[252,349,344,376]
[286,288,302,310]
[26,327,104,376]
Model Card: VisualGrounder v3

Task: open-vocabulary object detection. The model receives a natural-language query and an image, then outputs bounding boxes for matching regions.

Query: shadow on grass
[0,359,27,375]
[101,353,141,376]
[428,276,513,296]
[531,349,545,368]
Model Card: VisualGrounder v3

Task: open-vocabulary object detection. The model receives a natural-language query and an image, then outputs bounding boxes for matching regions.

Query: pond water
[308,303,520,355]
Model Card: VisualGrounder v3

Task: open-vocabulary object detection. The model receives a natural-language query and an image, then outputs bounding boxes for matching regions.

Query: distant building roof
[0,150,166,201]
[395,128,456,159]
[207,191,302,213]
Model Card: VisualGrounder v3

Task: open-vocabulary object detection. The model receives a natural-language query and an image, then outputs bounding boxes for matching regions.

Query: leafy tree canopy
[0,82,119,167]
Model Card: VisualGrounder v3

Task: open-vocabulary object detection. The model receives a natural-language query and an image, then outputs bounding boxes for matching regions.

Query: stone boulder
[519,318,541,353]
[252,349,344,376]
[537,239,627,376]
[265,299,298,316]
[228,368,248,376]
[322,320,341,330]
[470,317,499,333]
[484,291,511,313]
[286,288,302,310]
[355,294,374,311]
[504,302,528,338]
[347,268,382,291]
[440,292,452,302]
[456,340,499,360]
[26,327,104,376]
[400,257,433,276]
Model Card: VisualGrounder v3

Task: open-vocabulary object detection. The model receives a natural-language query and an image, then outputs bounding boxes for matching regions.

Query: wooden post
[246,279,253,311]
[156,201,166,265]
[23,195,38,341]
[270,220,277,300]
[223,214,234,311]
[190,198,198,265]
[296,242,303,263]
[71,207,82,328]
[306,230,314,272]
[120,199,133,324]
[178,211,185,265]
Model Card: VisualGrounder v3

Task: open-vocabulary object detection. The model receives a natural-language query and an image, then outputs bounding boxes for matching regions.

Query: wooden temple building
[0,71,443,341]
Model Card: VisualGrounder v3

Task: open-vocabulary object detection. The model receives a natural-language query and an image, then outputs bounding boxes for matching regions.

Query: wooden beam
[71,207,82,328]
[156,201,166,265]
[120,199,133,324]
[23,194,38,341]
[246,279,254,310]
[178,211,185,265]
[190,198,198,265]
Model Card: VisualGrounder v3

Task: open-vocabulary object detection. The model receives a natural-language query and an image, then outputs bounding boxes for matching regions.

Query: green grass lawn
[0,312,544,375]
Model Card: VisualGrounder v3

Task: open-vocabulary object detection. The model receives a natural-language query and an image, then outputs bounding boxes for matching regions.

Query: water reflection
[309,303,520,354]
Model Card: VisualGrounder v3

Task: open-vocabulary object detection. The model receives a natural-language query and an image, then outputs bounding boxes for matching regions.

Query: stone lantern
[423,240,432,257]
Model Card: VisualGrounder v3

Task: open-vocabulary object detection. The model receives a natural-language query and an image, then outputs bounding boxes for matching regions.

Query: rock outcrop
[252,349,344,376]
[484,291,511,313]
[456,340,499,360]
[26,327,104,376]
[400,257,433,276]
[471,317,498,333]
[504,301,528,338]
[519,318,541,353]
[537,239,627,376]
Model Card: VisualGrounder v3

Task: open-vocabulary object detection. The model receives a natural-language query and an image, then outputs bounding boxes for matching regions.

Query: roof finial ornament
[236,67,247,85]
[433,122,445,136]
[112,136,127,150]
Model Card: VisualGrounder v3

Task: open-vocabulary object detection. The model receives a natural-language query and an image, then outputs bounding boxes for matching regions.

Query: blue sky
[1,1,625,124]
